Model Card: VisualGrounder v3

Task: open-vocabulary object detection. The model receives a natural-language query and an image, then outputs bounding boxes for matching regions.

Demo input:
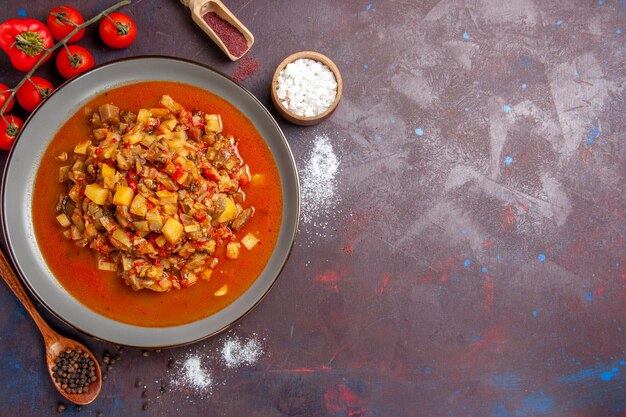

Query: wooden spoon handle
[0,247,54,341]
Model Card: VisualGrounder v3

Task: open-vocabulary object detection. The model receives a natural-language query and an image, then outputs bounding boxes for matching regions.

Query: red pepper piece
[201,167,220,182]
[0,19,53,71]
[127,178,138,192]
[172,165,184,182]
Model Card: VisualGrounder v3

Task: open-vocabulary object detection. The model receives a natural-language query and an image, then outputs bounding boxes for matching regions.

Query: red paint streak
[483,240,493,247]
[418,256,457,284]
[232,55,259,82]
[594,286,606,297]
[376,273,392,294]
[516,200,528,212]
[315,271,341,291]
[500,206,516,231]
[341,210,378,256]
[324,383,362,415]
[470,323,509,353]
[484,276,494,310]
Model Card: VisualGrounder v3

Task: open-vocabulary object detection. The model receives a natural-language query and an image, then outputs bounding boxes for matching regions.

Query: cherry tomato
[0,83,15,113]
[55,45,94,79]
[99,12,136,49]
[46,5,85,43]
[0,115,23,150]
[16,76,54,112]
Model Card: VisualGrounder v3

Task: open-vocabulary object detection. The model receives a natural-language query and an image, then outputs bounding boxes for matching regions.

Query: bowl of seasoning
[271,51,343,126]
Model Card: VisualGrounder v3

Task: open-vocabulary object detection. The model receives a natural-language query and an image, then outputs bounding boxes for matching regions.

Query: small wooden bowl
[271,51,343,126]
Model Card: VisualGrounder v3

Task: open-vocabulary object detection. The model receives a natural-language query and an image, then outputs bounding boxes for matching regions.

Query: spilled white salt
[221,336,263,368]
[170,354,213,395]
[301,134,339,224]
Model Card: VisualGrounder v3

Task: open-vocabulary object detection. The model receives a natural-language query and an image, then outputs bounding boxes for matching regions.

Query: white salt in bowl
[271,51,343,126]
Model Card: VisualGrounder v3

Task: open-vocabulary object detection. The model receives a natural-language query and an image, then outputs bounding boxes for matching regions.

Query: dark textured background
[0,0,624,416]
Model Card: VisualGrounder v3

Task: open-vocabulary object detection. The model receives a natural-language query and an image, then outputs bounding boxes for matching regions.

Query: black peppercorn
[51,348,96,395]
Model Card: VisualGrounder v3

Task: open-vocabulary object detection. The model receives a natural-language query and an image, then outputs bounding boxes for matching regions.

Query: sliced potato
[216,197,236,223]
[214,284,228,296]
[56,213,71,228]
[241,233,260,250]
[162,217,184,244]
[160,95,184,114]
[101,163,116,178]
[111,228,132,249]
[84,184,109,205]
[113,185,134,207]
[137,109,151,125]
[226,242,240,259]
[130,194,148,217]
[201,268,213,281]
[204,114,222,133]
[73,139,90,155]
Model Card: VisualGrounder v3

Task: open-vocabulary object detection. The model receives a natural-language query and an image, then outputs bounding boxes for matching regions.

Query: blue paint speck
[600,371,614,381]
[463,32,471,40]
[496,255,502,261]
[499,193,506,200]
[503,156,513,166]
[14,363,20,369]
[617,28,622,34]
[424,368,431,374]
[521,83,527,89]
[619,361,625,365]
[612,367,618,372]
[366,2,373,11]
[17,9,27,17]
[587,126,600,146]
[538,253,546,262]
[482,267,488,273]
[518,392,554,415]
[374,134,382,143]
[584,292,593,301]
[598,0,603,4]
[503,104,512,113]
[363,63,369,70]
[533,310,538,317]
[415,128,424,136]
[556,19,564,25]
[464,259,471,267]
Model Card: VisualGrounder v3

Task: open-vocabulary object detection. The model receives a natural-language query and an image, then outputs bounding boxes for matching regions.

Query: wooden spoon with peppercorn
[0,248,102,404]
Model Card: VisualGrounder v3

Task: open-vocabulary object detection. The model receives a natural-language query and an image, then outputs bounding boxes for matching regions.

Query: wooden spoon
[0,248,102,405]
[180,0,254,61]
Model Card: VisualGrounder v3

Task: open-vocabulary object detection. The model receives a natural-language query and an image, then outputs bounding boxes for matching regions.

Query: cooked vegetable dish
[54,95,260,292]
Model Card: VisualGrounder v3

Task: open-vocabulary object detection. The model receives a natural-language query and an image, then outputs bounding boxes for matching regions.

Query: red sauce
[32,81,282,327]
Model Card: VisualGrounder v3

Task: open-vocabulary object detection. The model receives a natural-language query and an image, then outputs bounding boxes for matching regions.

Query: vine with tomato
[0,0,135,150]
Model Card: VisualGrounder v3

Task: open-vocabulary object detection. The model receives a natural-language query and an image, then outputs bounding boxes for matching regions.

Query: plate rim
[1,55,300,348]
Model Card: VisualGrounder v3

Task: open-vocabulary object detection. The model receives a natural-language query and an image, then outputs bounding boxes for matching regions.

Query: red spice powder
[232,55,259,82]
[202,12,248,58]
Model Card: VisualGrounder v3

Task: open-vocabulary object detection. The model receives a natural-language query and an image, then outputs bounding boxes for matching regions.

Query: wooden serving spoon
[0,248,102,405]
